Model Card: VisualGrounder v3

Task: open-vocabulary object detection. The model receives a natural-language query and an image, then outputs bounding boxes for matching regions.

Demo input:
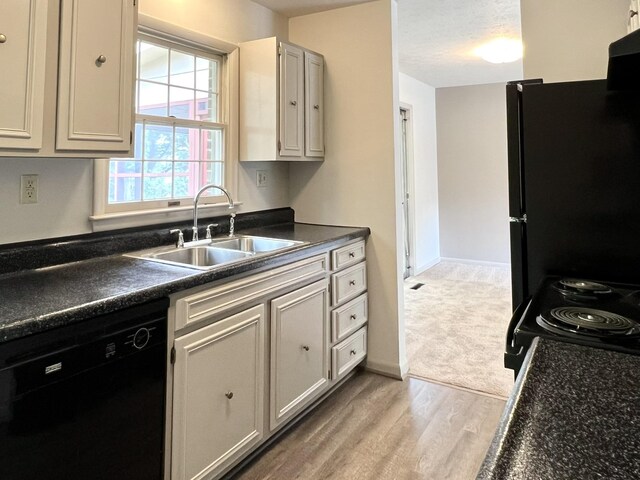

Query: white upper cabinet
[56,0,135,152]
[239,37,324,161]
[0,0,48,150]
[0,0,136,157]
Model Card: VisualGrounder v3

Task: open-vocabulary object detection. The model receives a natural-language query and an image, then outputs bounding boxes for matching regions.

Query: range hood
[607,29,640,90]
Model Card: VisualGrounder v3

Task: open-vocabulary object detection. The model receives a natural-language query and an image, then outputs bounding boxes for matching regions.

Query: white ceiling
[252,0,523,88]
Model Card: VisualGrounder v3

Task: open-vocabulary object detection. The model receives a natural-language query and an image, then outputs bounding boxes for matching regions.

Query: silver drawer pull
[0,34,7,44]
[348,252,355,258]
[349,280,356,286]
[350,350,357,356]
[302,345,310,351]
[314,104,320,110]
[290,100,297,106]
[96,55,107,66]
[225,391,234,399]
[350,314,357,320]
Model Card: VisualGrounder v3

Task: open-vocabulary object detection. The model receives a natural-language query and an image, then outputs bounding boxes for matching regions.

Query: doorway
[399,105,414,279]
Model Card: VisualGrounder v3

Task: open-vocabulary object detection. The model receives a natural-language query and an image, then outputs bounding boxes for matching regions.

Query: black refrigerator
[507,78,640,311]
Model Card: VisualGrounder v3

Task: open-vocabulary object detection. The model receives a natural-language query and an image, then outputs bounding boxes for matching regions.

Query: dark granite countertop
[477,337,640,479]
[0,222,369,344]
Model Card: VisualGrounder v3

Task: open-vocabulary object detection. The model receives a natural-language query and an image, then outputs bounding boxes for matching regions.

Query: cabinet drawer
[331,261,367,306]
[175,253,328,331]
[331,240,365,271]
[331,293,368,343]
[331,327,367,380]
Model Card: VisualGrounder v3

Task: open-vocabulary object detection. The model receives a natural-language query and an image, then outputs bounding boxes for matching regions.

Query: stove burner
[558,279,612,293]
[553,278,614,301]
[550,307,635,331]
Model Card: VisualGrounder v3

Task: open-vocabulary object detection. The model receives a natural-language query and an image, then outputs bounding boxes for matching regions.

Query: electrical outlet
[20,174,38,204]
[256,170,268,187]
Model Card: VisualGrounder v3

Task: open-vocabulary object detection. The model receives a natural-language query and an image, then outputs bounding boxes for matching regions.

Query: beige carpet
[404,261,514,398]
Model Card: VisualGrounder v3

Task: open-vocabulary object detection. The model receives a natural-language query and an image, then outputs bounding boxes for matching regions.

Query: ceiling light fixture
[474,37,523,64]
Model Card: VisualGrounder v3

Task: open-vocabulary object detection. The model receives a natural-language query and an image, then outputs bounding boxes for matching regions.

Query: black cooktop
[513,277,640,355]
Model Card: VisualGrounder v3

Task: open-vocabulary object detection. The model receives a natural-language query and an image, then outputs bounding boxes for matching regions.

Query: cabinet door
[279,42,303,157]
[304,51,324,157]
[56,0,135,152]
[0,0,47,150]
[270,280,329,430]
[172,306,265,480]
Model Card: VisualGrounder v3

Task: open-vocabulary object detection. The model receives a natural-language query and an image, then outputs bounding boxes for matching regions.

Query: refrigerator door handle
[509,214,527,223]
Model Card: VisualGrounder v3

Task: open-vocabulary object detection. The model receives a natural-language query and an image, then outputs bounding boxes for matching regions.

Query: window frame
[92,15,239,230]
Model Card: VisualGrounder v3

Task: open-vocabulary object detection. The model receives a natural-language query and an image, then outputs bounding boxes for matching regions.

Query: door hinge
[278,140,282,152]
[328,370,331,379]
[509,214,527,224]
[170,346,176,364]
[278,45,282,56]
[130,130,133,145]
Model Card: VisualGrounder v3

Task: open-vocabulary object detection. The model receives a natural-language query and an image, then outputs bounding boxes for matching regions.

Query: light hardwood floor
[230,371,505,480]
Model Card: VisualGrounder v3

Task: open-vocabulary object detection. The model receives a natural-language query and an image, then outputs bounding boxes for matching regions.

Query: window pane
[169,86,195,120]
[139,81,168,116]
[195,91,217,122]
[173,161,199,198]
[144,124,173,160]
[139,42,168,83]
[109,160,142,203]
[196,57,217,92]
[170,51,195,88]
[201,129,223,161]
[175,127,199,161]
[133,123,143,159]
[203,162,224,186]
[143,161,173,200]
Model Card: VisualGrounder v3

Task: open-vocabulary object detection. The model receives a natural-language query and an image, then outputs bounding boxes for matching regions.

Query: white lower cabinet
[171,305,265,480]
[270,279,329,430]
[167,246,368,479]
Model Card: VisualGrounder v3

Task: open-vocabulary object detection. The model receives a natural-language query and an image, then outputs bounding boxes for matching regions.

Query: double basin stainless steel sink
[126,235,306,270]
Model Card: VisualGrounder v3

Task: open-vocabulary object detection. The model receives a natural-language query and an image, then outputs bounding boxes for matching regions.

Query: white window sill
[90,202,242,232]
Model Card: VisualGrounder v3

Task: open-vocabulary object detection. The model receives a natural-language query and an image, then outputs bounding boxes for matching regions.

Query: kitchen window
[93,24,238,228]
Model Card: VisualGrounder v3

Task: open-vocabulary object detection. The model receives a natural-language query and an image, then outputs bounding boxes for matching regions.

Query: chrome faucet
[192,184,234,241]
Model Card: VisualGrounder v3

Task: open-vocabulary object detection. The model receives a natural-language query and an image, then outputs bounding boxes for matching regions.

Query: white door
[0,0,48,150]
[400,107,413,279]
[279,42,304,157]
[56,0,135,152]
[172,305,265,480]
[270,280,329,429]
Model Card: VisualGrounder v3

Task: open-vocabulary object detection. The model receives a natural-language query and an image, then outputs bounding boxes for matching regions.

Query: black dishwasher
[0,298,169,480]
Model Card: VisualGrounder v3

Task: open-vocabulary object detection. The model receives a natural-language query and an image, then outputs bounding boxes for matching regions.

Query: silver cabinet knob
[631,9,638,18]
[349,280,356,286]
[290,100,297,106]
[0,34,6,44]
[313,104,320,110]
[350,314,357,320]
[96,55,107,65]
[225,391,234,399]
[302,345,310,351]
[349,252,355,258]
[350,350,357,356]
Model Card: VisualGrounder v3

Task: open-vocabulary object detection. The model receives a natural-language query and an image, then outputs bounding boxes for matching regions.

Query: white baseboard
[440,257,510,268]
[365,358,406,380]
[412,257,441,276]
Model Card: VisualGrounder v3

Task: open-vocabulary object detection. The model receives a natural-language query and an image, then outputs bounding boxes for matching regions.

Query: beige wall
[399,72,440,273]
[289,0,407,378]
[0,0,290,245]
[521,0,628,82]
[436,83,510,264]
